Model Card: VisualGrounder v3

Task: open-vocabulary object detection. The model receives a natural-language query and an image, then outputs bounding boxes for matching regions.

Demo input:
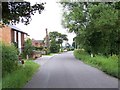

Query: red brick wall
[0,25,12,44]
[32,40,44,47]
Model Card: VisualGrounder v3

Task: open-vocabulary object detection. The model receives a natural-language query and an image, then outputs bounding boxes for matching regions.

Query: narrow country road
[24,51,118,88]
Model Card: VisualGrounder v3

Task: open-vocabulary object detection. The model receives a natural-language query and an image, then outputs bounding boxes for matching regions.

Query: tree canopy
[1,1,45,25]
[49,31,68,45]
[22,38,34,58]
[49,31,68,53]
[61,2,120,56]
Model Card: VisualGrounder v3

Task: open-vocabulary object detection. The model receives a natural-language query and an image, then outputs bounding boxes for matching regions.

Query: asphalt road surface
[24,51,118,88]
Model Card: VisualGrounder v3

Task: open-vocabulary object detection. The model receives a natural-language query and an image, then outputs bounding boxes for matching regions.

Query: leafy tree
[1,1,45,25]
[49,31,61,40]
[60,34,68,41]
[49,31,68,48]
[72,41,75,48]
[49,40,60,53]
[49,31,68,52]
[87,3,118,56]
[57,34,68,47]
[62,2,85,34]
[57,38,63,45]
[61,2,119,56]
[22,38,34,59]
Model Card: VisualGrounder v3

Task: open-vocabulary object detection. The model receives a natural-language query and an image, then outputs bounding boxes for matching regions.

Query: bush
[50,44,60,53]
[2,43,18,77]
[74,49,119,79]
[22,39,34,59]
[2,60,40,88]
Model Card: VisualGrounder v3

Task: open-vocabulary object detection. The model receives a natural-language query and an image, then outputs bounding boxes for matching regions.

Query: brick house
[32,39,45,47]
[0,24,29,53]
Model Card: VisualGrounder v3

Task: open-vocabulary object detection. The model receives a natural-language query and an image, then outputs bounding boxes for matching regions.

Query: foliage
[72,41,75,48]
[65,42,71,48]
[49,31,68,44]
[49,31,68,52]
[22,39,34,59]
[43,47,50,55]
[2,1,45,25]
[74,49,119,79]
[2,60,39,88]
[50,40,60,53]
[115,1,120,10]
[2,43,18,77]
[34,46,43,51]
[61,2,86,34]
[49,31,61,40]
[61,2,120,56]
[57,38,63,45]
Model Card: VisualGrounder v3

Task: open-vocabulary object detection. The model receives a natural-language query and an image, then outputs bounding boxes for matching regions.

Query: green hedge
[2,43,18,77]
[74,49,119,79]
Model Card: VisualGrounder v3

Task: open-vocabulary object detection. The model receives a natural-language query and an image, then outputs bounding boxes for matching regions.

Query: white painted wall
[18,32,22,53]
[14,31,16,42]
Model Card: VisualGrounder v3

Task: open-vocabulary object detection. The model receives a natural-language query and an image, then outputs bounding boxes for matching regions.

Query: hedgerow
[2,43,18,77]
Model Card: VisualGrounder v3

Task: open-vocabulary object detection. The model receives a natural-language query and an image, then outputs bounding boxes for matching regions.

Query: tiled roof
[32,39,43,43]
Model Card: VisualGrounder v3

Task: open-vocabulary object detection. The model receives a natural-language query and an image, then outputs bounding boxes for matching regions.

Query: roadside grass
[74,49,119,79]
[2,60,40,88]
[0,79,2,90]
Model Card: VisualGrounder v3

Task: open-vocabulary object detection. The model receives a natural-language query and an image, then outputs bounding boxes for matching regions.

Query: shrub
[2,43,18,77]
[50,44,60,53]
[2,60,40,88]
[22,39,34,59]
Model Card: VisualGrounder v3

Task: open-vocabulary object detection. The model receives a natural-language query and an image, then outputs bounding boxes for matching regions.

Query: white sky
[16,0,76,45]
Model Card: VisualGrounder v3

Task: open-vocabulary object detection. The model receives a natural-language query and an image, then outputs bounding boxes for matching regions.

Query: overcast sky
[16,0,76,45]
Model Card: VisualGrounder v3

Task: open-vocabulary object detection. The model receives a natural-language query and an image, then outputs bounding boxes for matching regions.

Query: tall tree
[61,2,119,56]
[22,38,34,59]
[49,31,68,46]
[49,31,68,52]
[49,31,61,40]
[49,39,60,53]
[62,2,85,34]
[58,34,68,47]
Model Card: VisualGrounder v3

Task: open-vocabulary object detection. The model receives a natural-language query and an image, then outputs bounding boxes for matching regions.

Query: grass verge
[74,49,119,79]
[2,60,40,88]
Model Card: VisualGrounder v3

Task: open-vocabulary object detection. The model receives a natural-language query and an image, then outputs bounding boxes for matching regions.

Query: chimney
[45,28,49,48]
[46,28,48,36]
